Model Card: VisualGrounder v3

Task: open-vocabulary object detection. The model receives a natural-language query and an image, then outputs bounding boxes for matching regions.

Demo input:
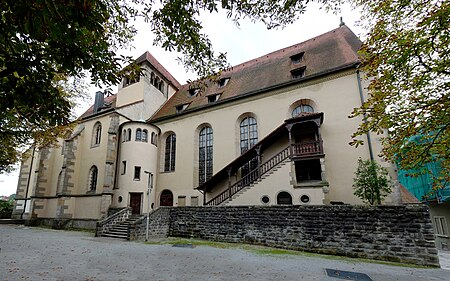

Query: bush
[0,200,13,219]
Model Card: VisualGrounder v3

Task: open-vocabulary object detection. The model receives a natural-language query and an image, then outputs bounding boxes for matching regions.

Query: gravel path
[0,224,448,281]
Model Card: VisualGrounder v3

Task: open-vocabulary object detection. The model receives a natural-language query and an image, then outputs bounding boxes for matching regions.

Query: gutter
[356,69,374,161]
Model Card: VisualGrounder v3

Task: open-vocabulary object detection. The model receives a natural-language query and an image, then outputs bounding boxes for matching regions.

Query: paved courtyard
[0,224,448,281]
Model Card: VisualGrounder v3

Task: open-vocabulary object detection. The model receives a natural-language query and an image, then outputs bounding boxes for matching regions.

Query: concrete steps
[99,215,143,240]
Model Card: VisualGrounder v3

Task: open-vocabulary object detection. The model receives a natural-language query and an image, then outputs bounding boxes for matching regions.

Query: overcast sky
[0,2,363,196]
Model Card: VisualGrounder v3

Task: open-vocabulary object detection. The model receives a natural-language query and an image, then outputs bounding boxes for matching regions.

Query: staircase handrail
[95,207,131,237]
[205,146,290,206]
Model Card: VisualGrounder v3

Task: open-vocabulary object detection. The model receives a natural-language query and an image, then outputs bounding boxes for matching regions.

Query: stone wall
[129,207,171,240]
[167,205,439,267]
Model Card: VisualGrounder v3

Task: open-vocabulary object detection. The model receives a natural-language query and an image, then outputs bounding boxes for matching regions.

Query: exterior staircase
[96,207,143,240]
[205,146,290,206]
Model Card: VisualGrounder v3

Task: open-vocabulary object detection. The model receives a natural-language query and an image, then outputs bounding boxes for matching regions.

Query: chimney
[93,91,104,113]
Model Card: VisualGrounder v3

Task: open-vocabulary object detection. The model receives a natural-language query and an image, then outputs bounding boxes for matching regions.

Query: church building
[12,25,400,228]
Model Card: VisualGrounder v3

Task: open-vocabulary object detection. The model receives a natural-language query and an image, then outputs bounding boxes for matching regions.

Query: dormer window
[217,78,230,88]
[291,67,306,79]
[176,103,189,113]
[207,93,221,104]
[291,52,305,64]
[188,88,200,97]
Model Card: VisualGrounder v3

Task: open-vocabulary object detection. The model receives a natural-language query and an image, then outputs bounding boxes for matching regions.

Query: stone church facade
[12,25,400,227]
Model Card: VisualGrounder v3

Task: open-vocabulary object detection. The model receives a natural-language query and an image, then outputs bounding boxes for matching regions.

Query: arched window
[92,122,102,146]
[56,170,63,194]
[164,134,176,172]
[127,128,132,141]
[292,104,314,117]
[240,117,258,154]
[151,132,158,146]
[142,130,148,142]
[122,130,126,142]
[277,191,292,205]
[240,117,258,183]
[199,127,213,184]
[136,128,142,141]
[88,166,98,192]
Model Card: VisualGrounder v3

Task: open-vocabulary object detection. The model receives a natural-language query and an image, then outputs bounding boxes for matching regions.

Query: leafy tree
[349,0,450,189]
[353,158,392,205]
[0,199,13,219]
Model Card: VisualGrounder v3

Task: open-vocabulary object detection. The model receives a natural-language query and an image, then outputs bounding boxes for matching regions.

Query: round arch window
[118,196,123,203]
[261,195,270,204]
[292,104,314,117]
[277,192,292,205]
[300,195,310,204]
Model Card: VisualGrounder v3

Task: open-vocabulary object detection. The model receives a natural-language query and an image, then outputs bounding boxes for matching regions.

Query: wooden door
[160,190,173,206]
[130,193,142,214]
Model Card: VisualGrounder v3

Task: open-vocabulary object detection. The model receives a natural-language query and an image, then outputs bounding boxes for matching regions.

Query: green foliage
[0,200,13,219]
[353,158,392,205]
[349,0,450,189]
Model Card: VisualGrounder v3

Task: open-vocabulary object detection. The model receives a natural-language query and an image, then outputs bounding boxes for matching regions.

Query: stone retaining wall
[130,207,171,240]
[167,205,439,267]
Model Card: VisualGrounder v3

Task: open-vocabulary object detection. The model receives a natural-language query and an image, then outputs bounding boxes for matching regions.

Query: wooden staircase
[205,146,290,206]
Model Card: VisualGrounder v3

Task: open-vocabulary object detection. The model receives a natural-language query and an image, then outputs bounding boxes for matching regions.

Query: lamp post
[144,171,153,242]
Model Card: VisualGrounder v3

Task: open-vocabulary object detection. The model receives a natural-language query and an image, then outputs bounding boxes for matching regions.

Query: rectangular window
[176,104,189,113]
[207,93,221,104]
[134,166,141,181]
[178,196,186,206]
[290,52,305,64]
[121,161,127,175]
[434,216,449,236]
[295,159,322,182]
[291,67,306,79]
[190,196,199,206]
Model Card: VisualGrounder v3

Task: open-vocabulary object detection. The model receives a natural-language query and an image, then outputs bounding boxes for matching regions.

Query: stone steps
[98,215,144,240]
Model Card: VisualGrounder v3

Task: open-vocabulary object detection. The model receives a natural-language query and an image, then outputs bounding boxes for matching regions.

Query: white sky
[0,3,363,196]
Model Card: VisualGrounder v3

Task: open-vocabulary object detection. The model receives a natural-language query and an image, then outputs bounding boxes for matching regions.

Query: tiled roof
[399,184,421,204]
[78,95,117,120]
[136,51,182,89]
[150,25,361,122]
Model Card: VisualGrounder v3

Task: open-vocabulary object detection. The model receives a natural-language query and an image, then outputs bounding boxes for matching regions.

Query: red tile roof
[150,25,361,122]
[136,51,182,89]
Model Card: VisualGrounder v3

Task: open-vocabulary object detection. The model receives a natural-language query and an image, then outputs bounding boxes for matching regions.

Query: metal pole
[144,171,153,242]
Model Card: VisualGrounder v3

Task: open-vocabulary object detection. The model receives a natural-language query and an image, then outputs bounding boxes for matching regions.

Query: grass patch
[143,237,432,269]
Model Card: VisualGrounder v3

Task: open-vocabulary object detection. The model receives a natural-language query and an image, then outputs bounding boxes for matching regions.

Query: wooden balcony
[292,140,323,158]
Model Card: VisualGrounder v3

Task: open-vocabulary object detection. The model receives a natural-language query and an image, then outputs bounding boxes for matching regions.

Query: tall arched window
[127,128,132,141]
[142,130,148,142]
[92,122,102,146]
[122,130,126,142]
[240,117,258,183]
[56,170,63,194]
[292,104,314,117]
[240,117,258,154]
[88,166,98,192]
[199,127,213,184]
[136,128,142,141]
[164,134,176,172]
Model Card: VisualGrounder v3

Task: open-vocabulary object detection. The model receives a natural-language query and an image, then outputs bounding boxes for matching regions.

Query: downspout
[21,146,35,219]
[356,69,374,161]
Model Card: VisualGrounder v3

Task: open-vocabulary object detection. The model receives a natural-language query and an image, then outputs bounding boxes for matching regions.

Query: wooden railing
[292,140,323,157]
[95,207,131,237]
[205,146,290,206]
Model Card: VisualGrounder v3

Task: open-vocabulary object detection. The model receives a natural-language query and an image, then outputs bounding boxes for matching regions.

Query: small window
[291,67,306,79]
[277,192,292,205]
[190,196,199,206]
[188,88,200,97]
[134,166,141,181]
[118,196,123,203]
[92,122,102,147]
[300,194,310,204]
[261,195,270,204]
[136,128,142,141]
[434,216,449,236]
[176,104,189,113]
[122,130,126,142]
[291,52,305,64]
[295,159,322,182]
[207,94,221,104]
[178,196,186,206]
[217,78,230,88]
[151,132,157,146]
[142,130,148,142]
[121,161,127,175]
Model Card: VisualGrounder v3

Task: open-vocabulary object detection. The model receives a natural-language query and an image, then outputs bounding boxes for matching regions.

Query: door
[130,193,142,214]
[160,190,173,206]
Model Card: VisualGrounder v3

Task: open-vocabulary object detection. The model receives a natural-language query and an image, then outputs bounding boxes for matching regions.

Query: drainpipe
[356,69,374,161]
[21,146,35,219]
